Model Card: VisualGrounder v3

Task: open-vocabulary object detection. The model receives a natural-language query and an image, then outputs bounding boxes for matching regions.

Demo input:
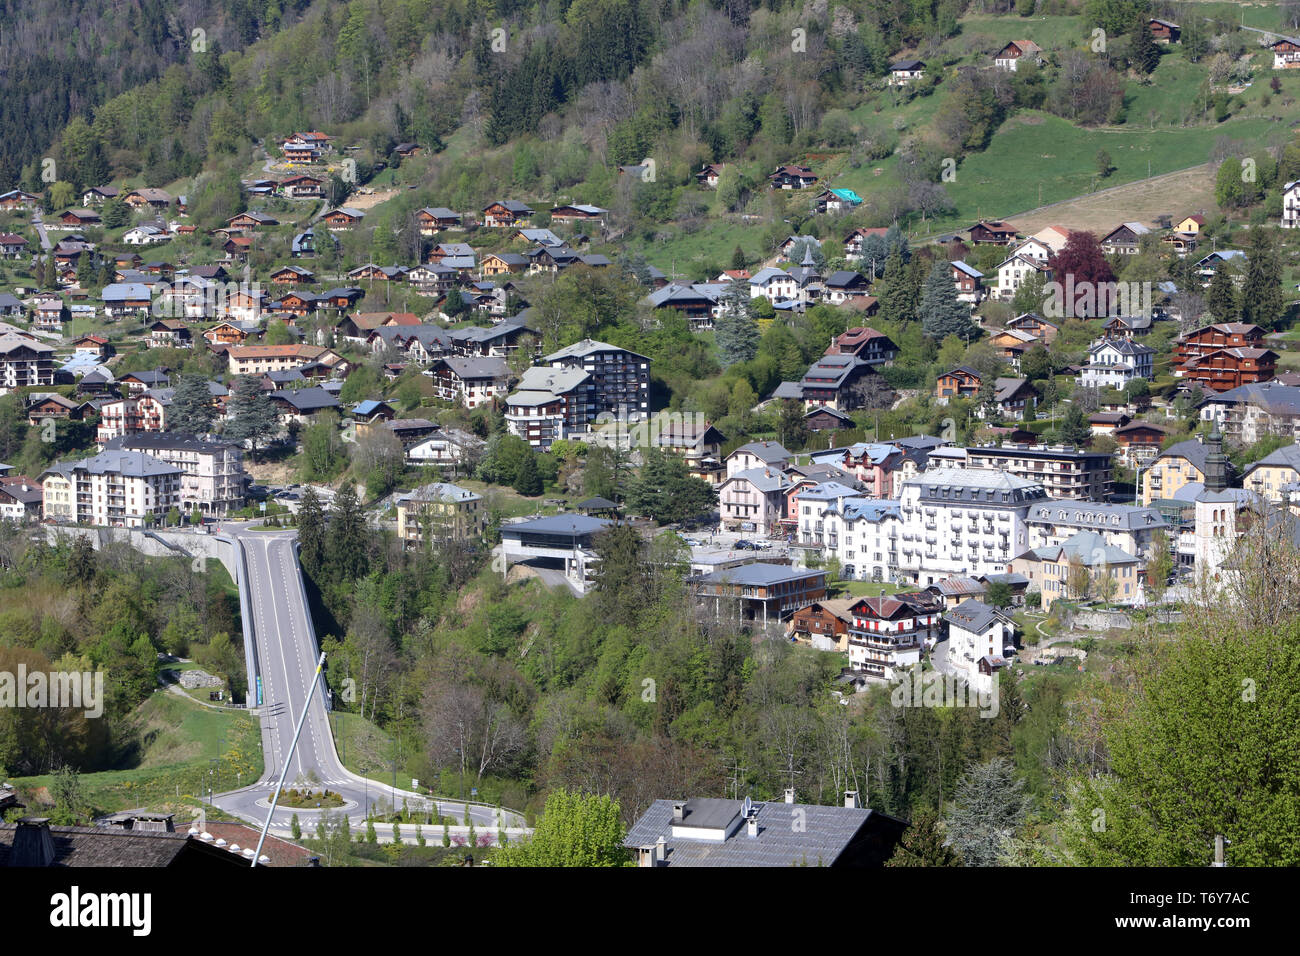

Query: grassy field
[1009,163,1217,235]
[9,691,263,817]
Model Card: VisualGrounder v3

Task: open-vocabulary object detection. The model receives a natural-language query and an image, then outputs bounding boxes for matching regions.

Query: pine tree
[1060,403,1090,447]
[945,757,1032,867]
[223,375,279,452]
[329,485,368,580]
[297,487,326,577]
[886,807,962,866]
[716,280,760,367]
[512,452,542,496]
[291,813,302,840]
[1206,266,1239,322]
[170,374,217,435]
[730,244,746,270]
[921,259,975,340]
[1132,17,1160,74]
[1241,228,1283,331]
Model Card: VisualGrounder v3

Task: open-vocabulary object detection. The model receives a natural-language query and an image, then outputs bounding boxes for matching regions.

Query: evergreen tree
[101,196,130,229]
[1132,17,1160,74]
[921,259,975,340]
[297,487,326,577]
[512,452,542,496]
[291,813,302,840]
[715,282,760,368]
[328,484,368,580]
[1241,228,1284,331]
[1060,403,1091,447]
[876,247,916,324]
[624,449,717,523]
[223,375,279,452]
[730,244,746,270]
[886,807,963,866]
[169,374,217,435]
[1206,265,1239,321]
[945,757,1032,867]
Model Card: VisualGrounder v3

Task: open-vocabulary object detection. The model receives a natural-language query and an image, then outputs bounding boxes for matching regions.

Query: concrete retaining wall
[43,526,259,708]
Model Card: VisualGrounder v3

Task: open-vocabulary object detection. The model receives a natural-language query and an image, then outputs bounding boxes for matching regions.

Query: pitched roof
[944,598,1007,633]
[731,440,791,463]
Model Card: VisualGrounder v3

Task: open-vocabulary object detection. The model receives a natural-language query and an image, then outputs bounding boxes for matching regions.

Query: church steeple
[1203,419,1228,493]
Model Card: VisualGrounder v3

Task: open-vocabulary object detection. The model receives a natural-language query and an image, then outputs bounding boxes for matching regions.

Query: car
[734,539,754,550]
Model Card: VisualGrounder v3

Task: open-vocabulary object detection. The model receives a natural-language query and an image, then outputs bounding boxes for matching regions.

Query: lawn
[831,578,912,598]
[9,691,263,816]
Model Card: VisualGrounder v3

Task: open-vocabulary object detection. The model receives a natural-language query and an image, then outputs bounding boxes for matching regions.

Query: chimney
[746,813,759,838]
[784,788,796,804]
[637,845,657,867]
[11,817,56,867]
[671,801,686,823]
[844,790,860,809]
[655,835,666,863]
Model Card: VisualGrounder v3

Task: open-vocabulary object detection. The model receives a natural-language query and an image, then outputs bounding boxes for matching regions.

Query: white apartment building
[725,441,792,478]
[944,599,1015,694]
[41,450,182,527]
[108,434,247,517]
[895,468,1048,586]
[0,334,56,394]
[426,356,510,409]
[817,498,901,582]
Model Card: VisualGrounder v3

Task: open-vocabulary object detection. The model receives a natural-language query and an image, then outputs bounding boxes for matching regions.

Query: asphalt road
[211,527,522,832]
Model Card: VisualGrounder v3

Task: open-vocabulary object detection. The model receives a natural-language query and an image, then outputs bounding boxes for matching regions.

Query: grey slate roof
[1242,442,1300,479]
[501,514,612,536]
[623,798,897,867]
[944,598,1006,633]
[695,562,822,586]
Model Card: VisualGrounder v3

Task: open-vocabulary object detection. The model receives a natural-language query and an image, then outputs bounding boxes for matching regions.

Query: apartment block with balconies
[40,450,182,527]
[106,433,247,516]
[964,444,1112,501]
[896,468,1048,586]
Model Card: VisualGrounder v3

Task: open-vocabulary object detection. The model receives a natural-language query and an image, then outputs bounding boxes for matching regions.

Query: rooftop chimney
[784,788,796,804]
[746,813,759,838]
[10,817,56,867]
[671,801,686,823]
[655,835,666,863]
[844,790,860,809]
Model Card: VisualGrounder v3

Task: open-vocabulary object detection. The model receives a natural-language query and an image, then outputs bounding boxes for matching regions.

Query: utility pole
[253,652,327,867]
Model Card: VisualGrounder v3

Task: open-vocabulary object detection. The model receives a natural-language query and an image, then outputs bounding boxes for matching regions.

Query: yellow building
[1241,444,1300,502]
[1142,437,1222,505]
[395,481,484,547]
[1011,531,1141,610]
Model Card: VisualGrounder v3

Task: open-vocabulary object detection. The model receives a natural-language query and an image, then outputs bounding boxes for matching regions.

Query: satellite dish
[741,795,753,818]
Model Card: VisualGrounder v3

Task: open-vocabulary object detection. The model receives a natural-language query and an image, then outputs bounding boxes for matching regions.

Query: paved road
[211,528,524,831]
[32,211,50,250]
